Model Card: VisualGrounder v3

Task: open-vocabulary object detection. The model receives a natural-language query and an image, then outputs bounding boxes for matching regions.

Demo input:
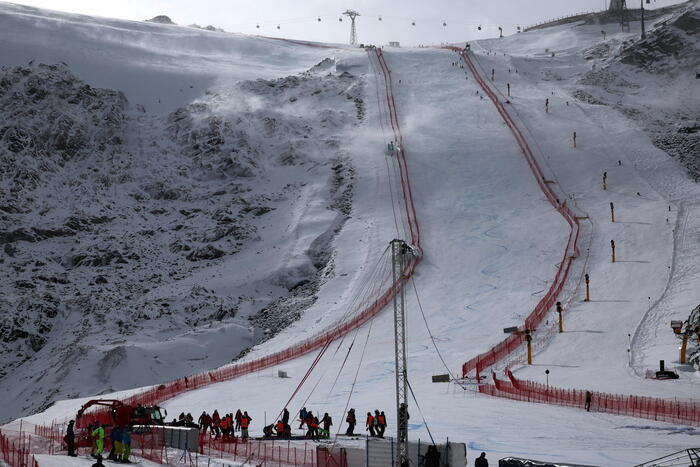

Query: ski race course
[2,2,700,466]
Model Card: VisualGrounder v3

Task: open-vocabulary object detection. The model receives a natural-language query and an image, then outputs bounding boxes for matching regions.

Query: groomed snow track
[451,46,700,427]
[69,47,422,430]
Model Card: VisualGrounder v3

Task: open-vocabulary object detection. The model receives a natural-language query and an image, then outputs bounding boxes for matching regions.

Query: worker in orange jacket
[240,411,252,440]
[366,412,376,437]
[376,411,386,438]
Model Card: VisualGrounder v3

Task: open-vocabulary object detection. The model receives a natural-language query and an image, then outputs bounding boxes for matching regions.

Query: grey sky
[11,0,687,45]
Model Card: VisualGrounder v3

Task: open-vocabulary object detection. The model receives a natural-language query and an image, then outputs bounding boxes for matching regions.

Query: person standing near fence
[282,408,290,426]
[475,452,488,467]
[377,411,387,438]
[235,409,243,431]
[299,407,308,429]
[585,391,592,412]
[321,413,332,438]
[121,428,132,463]
[107,426,122,461]
[92,424,105,458]
[366,412,376,437]
[345,409,356,435]
[65,420,77,457]
[241,411,252,440]
[212,410,221,437]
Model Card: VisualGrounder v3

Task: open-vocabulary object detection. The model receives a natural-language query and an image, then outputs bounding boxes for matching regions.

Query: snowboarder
[425,445,441,467]
[475,452,488,467]
[366,412,376,437]
[299,407,308,429]
[345,409,356,436]
[64,420,76,457]
[585,391,592,412]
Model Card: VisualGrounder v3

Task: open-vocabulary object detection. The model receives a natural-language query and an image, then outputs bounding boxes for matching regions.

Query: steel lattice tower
[342,10,360,45]
[391,239,409,467]
[609,0,630,31]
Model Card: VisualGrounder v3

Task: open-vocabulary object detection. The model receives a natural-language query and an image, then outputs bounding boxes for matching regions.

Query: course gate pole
[584,274,590,302]
[556,302,564,333]
[610,202,615,222]
[611,240,616,263]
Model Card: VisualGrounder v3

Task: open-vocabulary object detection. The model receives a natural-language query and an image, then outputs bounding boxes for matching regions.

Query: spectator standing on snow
[282,408,290,426]
[585,391,592,412]
[65,420,76,457]
[377,411,387,438]
[108,426,122,460]
[121,428,132,463]
[425,445,441,467]
[92,424,105,457]
[345,409,356,436]
[321,413,332,437]
[212,410,221,436]
[299,407,308,429]
[241,411,252,440]
[475,452,488,467]
[235,409,243,431]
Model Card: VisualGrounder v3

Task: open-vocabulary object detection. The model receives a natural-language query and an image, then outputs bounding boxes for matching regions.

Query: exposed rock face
[0,59,363,423]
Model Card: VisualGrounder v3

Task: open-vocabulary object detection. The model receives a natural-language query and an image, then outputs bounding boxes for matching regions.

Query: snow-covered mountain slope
[0,1,364,422]
[4,1,700,466]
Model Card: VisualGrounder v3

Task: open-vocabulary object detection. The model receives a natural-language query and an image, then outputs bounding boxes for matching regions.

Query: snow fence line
[49,46,421,436]
[488,370,700,426]
[0,429,39,467]
[444,46,581,381]
[447,46,700,427]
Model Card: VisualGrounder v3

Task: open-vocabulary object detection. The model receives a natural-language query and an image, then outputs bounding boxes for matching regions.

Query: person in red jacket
[366,412,376,437]
[345,409,356,436]
[240,411,252,440]
[376,411,386,438]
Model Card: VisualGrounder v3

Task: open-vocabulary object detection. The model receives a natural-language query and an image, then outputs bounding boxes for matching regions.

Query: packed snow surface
[3,1,700,466]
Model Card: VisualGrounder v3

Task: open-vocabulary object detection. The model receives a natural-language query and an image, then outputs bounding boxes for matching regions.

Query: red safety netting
[198,434,342,467]
[0,429,39,467]
[34,421,165,464]
[482,371,700,426]
[439,46,580,380]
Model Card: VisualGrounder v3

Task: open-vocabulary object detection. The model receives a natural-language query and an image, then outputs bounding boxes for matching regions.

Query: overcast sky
[11,0,687,45]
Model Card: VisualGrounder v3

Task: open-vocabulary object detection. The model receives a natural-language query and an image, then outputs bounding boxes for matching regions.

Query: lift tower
[608,0,631,32]
[342,10,360,45]
[391,239,410,467]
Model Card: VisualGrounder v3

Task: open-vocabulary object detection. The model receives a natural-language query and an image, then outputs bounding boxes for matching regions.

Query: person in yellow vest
[92,423,105,457]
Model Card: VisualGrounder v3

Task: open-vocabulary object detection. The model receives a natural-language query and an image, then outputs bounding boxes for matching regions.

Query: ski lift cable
[282,246,392,421]
[410,276,462,385]
[330,316,376,447]
[406,378,436,445]
[296,253,392,413]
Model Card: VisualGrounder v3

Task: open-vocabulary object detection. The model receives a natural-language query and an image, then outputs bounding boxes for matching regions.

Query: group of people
[365,410,387,438]
[63,420,132,464]
[194,409,253,439]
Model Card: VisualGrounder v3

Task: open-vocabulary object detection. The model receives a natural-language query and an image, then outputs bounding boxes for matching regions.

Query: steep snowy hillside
[0,2,363,422]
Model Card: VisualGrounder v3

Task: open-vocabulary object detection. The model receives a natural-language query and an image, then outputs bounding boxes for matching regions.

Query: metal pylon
[608,0,630,32]
[342,10,360,45]
[391,239,409,467]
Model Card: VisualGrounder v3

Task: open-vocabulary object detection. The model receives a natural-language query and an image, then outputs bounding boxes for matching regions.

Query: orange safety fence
[482,370,700,426]
[34,421,165,464]
[440,46,581,380]
[0,429,39,467]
